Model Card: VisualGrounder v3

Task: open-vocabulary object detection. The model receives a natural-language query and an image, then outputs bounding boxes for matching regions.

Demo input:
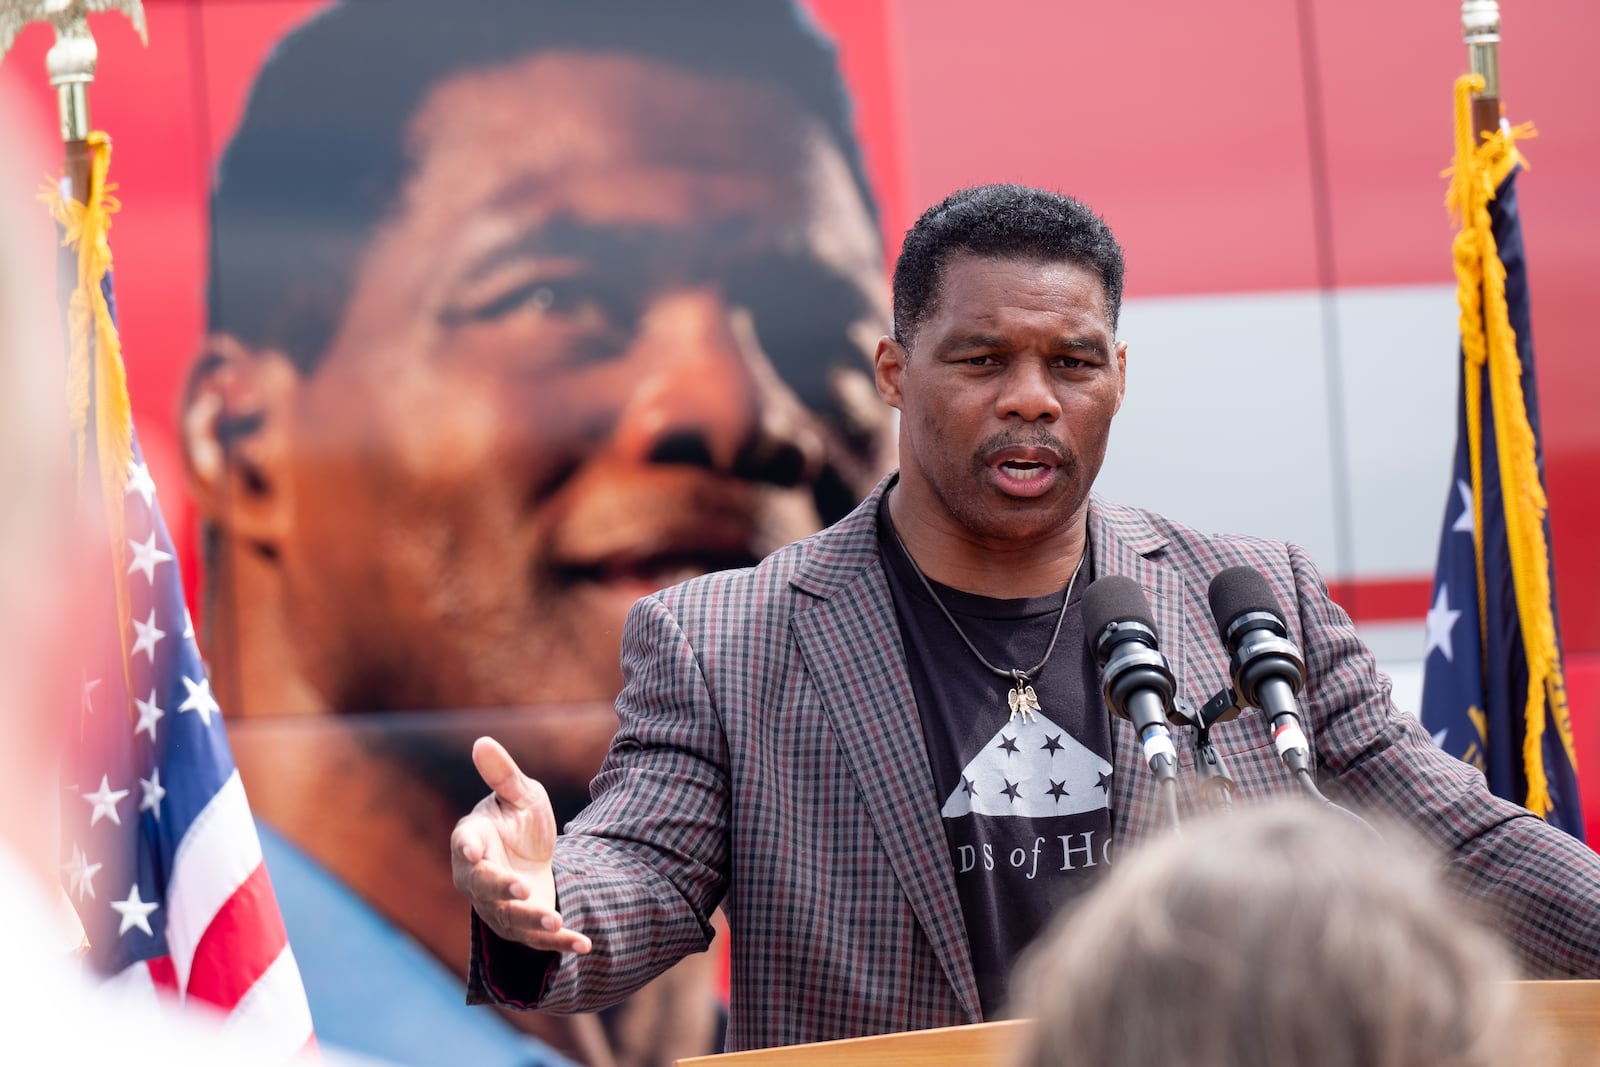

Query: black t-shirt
[878,496,1114,1018]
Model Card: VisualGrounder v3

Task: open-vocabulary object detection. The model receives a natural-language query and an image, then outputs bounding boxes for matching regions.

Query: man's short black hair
[892,184,1125,347]
[208,0,875,374]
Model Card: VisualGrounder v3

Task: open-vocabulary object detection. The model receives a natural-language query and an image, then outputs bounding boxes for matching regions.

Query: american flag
[54,133,317,1054]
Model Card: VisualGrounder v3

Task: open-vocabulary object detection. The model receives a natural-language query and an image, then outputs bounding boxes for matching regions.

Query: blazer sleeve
[1288,541,1600,977]
[469,592,733,1012]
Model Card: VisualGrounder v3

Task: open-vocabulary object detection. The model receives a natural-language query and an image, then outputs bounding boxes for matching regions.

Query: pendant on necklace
[1008,679,1041,722]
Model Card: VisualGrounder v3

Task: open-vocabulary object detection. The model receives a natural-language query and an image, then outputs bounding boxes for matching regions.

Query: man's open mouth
[997,460,1050,482]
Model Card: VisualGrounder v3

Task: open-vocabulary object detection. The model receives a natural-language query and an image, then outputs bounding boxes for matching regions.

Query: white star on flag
[130,609,166,662]
[63,844,102,902]
[134,689,164,742]
[125,458,157,510]
[1424,585,1463,663]
[70,212,317,1047]
[1452,479,1474,536]
[179,675,220,726]
[127,530,174,583]
[111,884,159,937]
[83,775,129,827]
[140,769,166,819]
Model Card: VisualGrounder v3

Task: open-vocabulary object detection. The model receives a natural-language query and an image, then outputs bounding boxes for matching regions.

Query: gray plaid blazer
[471,475,1600,1051]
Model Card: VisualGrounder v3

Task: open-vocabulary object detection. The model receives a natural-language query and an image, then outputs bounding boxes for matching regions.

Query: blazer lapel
[789,484,983,1022]
[1088,497,1188,845]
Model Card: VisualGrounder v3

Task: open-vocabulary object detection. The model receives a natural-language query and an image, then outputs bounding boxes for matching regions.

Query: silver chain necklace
[889,522,1087,723]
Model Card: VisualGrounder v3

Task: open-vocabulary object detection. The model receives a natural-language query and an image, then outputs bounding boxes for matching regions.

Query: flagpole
[0,0,148,204]
[1462,0,1502,138]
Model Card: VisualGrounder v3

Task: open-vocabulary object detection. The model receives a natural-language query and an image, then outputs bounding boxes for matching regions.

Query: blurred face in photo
[211,50,893,717]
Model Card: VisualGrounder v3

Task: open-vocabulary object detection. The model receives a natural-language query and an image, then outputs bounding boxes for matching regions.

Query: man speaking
[452,184,1600,1050]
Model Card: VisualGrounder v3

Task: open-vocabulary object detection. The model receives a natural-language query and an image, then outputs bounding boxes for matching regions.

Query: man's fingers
[450,815,491,867]
[464,856,533,904]
[476,898,593,955]
[472,735,540,812]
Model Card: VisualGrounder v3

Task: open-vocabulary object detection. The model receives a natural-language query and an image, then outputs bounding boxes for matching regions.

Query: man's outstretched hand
[451,736,592,954]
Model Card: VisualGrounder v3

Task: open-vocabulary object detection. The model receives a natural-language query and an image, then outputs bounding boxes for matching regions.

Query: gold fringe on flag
[38,133,137,710]
[1443,74,1576,817]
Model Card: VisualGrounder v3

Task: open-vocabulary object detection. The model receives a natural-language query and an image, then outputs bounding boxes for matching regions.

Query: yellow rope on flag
[38,133,137,705]
[1444,75,1575,817]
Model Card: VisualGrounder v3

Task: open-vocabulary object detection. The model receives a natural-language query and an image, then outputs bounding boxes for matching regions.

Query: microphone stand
[1175,694,1237,811]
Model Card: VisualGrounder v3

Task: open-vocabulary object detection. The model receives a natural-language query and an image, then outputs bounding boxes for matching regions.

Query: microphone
[1083,576,1179,785]
[1205,566,1311,776]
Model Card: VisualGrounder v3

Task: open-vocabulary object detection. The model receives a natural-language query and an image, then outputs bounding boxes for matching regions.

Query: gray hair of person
[1007,800,1530,1067]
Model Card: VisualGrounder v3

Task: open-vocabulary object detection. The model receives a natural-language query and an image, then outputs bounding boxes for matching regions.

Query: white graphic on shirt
[942,711,1113,819]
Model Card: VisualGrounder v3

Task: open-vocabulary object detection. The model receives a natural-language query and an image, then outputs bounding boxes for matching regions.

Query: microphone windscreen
[1082,575,1157,642]
[1207,566,1285,635]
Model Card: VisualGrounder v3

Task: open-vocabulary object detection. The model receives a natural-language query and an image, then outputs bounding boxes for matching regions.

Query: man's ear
[1114,339,1128,416]
[181,335,298,552]
[873,335,908,411]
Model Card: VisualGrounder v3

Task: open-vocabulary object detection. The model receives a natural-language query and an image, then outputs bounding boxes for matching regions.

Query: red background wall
[3,0,1595,829]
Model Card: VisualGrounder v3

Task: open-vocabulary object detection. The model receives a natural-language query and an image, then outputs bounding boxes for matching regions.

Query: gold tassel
[39,133,138,711]
[1443,76,1575,817]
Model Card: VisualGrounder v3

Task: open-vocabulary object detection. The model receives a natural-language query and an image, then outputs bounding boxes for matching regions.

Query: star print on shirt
[943,713,1113,819]
[1097,770,1113,794]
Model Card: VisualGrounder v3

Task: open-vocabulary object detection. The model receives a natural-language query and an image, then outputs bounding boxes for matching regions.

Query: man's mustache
[976,431,1069,465]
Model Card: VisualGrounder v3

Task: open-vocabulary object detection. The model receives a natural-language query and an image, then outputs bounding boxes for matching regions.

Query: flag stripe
[220,944,316,1056]
[186,861,288,1011]
[58,131,314,1047]
[164,770,265,991]
[147,953,179,993]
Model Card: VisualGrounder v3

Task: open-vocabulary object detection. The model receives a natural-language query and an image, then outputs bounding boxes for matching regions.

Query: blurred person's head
[0,97,75,887]
[182,0,894,724]
[1008,801,1528,1067]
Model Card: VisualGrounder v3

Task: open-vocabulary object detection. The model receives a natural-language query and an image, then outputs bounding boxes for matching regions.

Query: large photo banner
[3,2,1597,1065]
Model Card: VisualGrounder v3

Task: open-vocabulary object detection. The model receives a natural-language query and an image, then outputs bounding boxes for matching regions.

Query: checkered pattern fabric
[472,475,1600,1051]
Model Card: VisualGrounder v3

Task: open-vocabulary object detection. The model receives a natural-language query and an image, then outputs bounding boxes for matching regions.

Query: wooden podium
[680,981,1600,1066]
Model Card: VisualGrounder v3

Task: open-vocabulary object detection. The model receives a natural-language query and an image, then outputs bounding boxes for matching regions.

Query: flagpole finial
[1461,0,1501,136]
[0,1,148,143]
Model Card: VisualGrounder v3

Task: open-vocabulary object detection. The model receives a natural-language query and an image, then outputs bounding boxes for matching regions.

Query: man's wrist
[468,909,562,1008]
